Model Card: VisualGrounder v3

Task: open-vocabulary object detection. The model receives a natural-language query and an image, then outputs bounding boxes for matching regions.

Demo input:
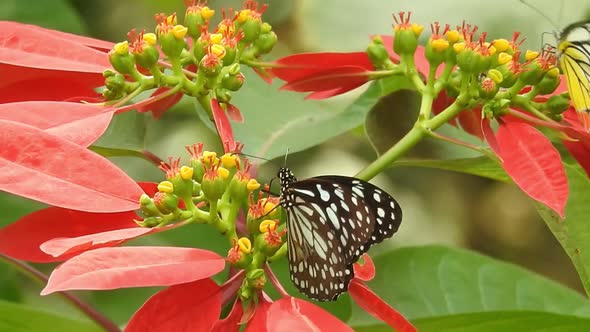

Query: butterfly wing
[559,22,590,127]
[284,175,402,301]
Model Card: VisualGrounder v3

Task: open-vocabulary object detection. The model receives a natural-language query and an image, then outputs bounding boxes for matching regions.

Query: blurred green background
[1,0,590,330]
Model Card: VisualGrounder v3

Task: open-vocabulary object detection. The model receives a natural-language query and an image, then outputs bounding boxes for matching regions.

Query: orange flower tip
[210,33,223,44]
[247,179,260,191]
[202,151,217,161]
[217,167,230,179]
[525,50,539,61]
[411,23,424,36]
[492,38,509,52]
[143,33,157,45]
[453,42,465,53]
[497,52,511,65]
[445,29,460,43]
[211,44,226,58]
[547,67,559,78]
[201,6,215,20]
[238,237,252,253]
[488,69,503,83]
[166,14,177,26]
[158,180,175,193]
[259,219,277,233]
[113,41,129,55]
[180,165,194,180]
[173,25,188,39]
[431,38,449,52]
[237,9,251,23]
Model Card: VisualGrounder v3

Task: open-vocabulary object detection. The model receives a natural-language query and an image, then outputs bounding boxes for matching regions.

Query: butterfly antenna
[519,0,560,31]
[283,148,290,167]
[232,152,281,168]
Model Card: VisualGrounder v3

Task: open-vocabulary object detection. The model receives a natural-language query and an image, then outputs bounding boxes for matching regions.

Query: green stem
[0,254,121,332]
[355,95,467,181]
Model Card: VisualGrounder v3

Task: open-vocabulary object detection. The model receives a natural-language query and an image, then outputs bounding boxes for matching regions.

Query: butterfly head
[278,167,297,186]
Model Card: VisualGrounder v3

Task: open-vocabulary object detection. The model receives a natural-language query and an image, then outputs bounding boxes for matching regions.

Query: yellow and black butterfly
[557,21,590,129]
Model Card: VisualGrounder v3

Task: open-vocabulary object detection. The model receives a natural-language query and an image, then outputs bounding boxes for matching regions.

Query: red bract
[0,182,157,262]
[349,280,417,332]
[135,87,184,119]
[40,223,180,259]
[211,98,236,150]
[265,297,353,332]
[212,299,244,332]
[271,52,374,99]
[0,21,110,102]
[0,101,114,146]
[432,91,485,139]
[41,246,225,294]
[353,254,376,281]
[243,294,273,331]
[125,278,222,332]
[0,120,143,212]
[490,121,568,217]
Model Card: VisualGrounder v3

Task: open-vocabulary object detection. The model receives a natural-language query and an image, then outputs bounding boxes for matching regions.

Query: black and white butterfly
[278,167,402,301]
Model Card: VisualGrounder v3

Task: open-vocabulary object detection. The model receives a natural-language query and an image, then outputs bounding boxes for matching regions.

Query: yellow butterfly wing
[559,22,590,117]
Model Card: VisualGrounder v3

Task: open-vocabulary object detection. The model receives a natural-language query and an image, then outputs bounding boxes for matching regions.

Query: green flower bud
[153,192,179,214]
[222,72,245,91]
[109,42,136,75]
[366,36,390,69]
[201,166,230,201]
[535,71,561,95]
[139,194,161,217]
[546,95,571,115]
[254,29,277,55]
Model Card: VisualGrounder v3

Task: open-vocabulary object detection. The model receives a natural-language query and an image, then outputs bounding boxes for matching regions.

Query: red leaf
[20,22,114,52]
[41,246,225,295]
[272,52,373,82]
[244,294,273,331]
[125,278,221,332]
[349,280,417,332]
[266,297,353,332]
[0,182,156,263]
[0,207,136,262]
[0,120,144,212]
[135,87,183,119]
[432,90,457,126]
[40,223,180,259]
[0,21,110,72]
[281,66,370,93]
[226,103,244,123]
[211,98,235,148]
[495,122,568,217]
[0,101,114,146]
[212,298,244,332]
[353,254,375,281]
[0,64,104,103]
[482,118,500,156]
[457,107,484,140]
[305,87,352,100]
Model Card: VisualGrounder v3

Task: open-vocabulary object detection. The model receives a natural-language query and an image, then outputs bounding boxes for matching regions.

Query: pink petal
[226,103,244,123]
[349,280,416,332]
[0,120,143,212]
[272,52,373,82]
[125,279,221,332]
[0,101,114,146]
[41,246,225,294]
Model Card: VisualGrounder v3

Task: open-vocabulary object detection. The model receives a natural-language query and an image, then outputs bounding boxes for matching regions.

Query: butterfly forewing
[278,168,402,301]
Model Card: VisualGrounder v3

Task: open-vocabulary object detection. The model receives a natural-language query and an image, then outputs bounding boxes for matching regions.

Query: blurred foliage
[2,0,590,330]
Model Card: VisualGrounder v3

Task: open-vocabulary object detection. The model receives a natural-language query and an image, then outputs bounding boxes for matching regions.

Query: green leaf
[0,300,104,332]
[392,156,510,182]
[94,111,148,151]
[365,86,420,155]
[536,163,590,297]
[348,245,590,327]
[0,0,85,34]
[233,69,390,160]
[354,311,590,332]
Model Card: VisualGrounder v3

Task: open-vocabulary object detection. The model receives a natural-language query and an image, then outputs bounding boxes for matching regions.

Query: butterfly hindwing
[278,168,402,301]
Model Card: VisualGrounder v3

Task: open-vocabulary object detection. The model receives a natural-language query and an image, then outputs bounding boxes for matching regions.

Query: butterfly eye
[279,170,402,301]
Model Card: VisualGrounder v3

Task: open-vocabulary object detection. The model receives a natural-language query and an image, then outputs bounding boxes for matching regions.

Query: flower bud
[536,72,561,95]
[254,28,277,55]
[222,72,245,91]
[153,191,179,214]
[139,193,161,217]
[546,95,571,115]
[366,36,390,68]
[109,42,136,75]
